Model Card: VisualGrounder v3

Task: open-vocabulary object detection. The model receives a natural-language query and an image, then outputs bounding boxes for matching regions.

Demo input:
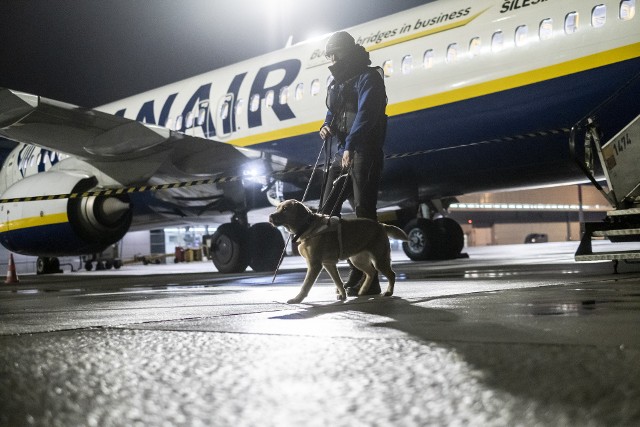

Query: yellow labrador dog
[269,199,408,304]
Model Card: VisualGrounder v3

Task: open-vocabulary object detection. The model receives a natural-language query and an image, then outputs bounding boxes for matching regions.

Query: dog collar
[292,216,316,244]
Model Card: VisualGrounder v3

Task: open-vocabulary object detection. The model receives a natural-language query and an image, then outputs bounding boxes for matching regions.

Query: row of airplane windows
[171,1,636,131]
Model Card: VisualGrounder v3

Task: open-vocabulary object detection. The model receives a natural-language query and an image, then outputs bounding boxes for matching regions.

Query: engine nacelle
[0,171,132,256]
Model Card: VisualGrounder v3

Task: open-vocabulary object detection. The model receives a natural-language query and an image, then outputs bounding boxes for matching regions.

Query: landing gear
[402,214,464,261]
[403,218,438,260]
[210,223,249,273]
[433,217,464,259]
[36,256,61,275]
[248,223,285,272]
[209,221,285,274]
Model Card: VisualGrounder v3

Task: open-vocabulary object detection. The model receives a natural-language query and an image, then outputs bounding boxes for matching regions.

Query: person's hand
[319,126,333,140]
[342,150,351,169]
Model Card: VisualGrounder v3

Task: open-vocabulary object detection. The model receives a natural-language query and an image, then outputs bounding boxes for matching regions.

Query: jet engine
[0,171,132,256]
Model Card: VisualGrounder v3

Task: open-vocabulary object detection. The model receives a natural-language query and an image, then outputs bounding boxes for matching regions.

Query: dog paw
[337,294,346,301]
[383,291,393,297]
[287,297,303,304]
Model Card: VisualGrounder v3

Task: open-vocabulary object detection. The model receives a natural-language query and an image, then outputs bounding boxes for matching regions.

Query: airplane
[0,0,639,274]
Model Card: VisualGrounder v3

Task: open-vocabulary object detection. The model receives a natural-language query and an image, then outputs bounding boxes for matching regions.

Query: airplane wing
[0,88,285,186]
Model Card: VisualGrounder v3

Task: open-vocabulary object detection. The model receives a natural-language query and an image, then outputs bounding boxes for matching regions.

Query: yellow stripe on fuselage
[230,42,640,148]
[389,42,640,116]
[0,212,68,233]
[366,8,489,53]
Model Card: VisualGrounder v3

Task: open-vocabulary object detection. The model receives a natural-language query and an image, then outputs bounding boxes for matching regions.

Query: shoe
[344,267,364,289]
[347,274,381,296]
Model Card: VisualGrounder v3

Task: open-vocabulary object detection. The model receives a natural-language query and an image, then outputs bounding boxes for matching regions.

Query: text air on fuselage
[114,59,302,137]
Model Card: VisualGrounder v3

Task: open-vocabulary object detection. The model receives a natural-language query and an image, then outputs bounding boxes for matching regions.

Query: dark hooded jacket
[323,45,387,154]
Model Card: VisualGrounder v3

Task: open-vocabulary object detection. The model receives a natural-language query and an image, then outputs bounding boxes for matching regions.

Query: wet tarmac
[1,242,639,426]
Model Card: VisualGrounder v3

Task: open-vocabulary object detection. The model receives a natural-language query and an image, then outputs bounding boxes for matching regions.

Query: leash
[272,137,328,283]
[318,163,352,218]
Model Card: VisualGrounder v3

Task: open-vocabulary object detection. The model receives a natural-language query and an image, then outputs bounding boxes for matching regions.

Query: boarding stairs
[573,112,640,270]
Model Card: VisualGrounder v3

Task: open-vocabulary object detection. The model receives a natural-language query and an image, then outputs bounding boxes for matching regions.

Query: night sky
[0,0,432,108]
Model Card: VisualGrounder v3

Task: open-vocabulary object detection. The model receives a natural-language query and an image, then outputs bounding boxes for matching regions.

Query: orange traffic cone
[5,253,19,284]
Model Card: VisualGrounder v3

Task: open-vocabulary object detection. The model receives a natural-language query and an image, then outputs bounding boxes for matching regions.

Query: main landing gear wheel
[402,217,464,261]
[210,223,249,273]
[248,223,285,272]
[36,256,60,275]
[402,218,438,261]
[433,217,464,259]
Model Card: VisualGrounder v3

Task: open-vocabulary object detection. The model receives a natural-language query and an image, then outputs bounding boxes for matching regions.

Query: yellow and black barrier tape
[0,128,569,204]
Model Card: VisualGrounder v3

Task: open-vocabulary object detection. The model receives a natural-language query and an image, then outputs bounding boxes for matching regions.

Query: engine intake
[0,172,132,256]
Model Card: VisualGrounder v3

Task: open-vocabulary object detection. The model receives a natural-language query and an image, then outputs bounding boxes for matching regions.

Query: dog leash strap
[338,219,344,260]
[273,137,328,283]
[272,233,291,284]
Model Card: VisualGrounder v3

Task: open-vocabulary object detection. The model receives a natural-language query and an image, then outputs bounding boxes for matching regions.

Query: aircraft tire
[248,222,285,272]
[210,223,249,273]
[36,257,50,275]
[402,218,438,261]
[433,217,464,259]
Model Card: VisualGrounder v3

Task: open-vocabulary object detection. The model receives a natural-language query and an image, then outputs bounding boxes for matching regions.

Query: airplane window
[382,60,394,77]
[423,49,434,69]
[539,18,553,40]
[311,79,320,96]
[492,31,504,52]
[469,37,481,57]
[401,55,413,74]
[250,94,260,112]
[565,12,579,34]
[279,86,289,105]
[185,112,194,128]
[235,98,244,117]
[592,5,607,27]
[176,115,183,131]
[265,90,274,108]
[515,25,528,46]
[295,83,304,100]
[446,44,458,63]
[219,102,229,120]
[620,0,636,20]
[198,107,207,125]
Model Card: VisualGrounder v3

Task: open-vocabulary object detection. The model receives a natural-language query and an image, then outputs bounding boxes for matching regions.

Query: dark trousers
[320,149,383,220]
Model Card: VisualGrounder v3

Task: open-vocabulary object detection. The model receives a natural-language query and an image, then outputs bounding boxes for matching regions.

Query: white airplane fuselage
[97,0,639,200]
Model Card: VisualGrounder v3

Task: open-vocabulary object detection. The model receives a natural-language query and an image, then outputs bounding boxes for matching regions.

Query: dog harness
[295,216,345,260]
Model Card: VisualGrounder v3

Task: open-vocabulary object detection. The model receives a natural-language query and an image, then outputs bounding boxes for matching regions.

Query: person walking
[319,31,388,295]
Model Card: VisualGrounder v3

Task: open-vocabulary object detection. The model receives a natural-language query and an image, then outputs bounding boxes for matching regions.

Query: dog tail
[383,224,409,241]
